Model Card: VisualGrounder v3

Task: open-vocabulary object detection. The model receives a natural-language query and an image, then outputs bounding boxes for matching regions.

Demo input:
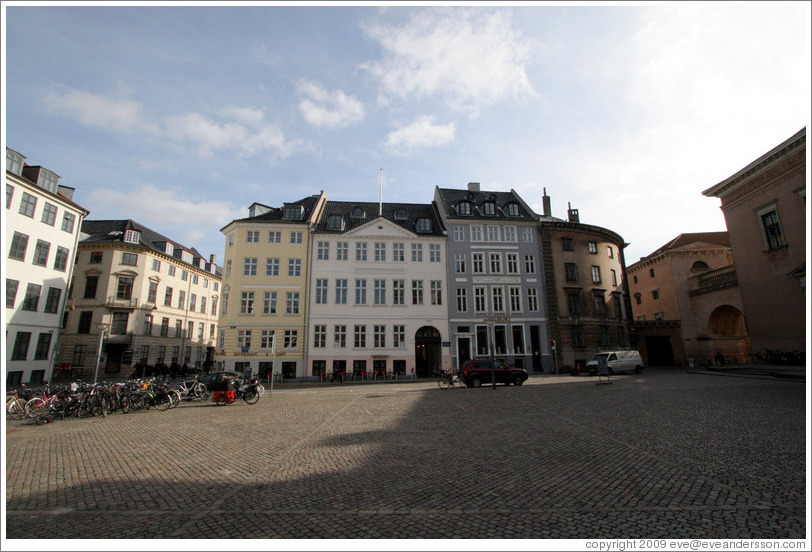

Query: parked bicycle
[437,369,467,389]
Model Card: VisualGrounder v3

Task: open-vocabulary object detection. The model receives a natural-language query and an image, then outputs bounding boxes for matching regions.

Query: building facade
[537,191,633,373]
[217,193,327,378]
[702,128,806,358]
[308,201,450,379]
[56,220,222,379]
[627,232,748,367]
[5,147,89,386]
[434,183,550,373]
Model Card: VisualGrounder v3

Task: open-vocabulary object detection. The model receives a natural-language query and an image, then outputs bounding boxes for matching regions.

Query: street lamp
[93,323,110,384]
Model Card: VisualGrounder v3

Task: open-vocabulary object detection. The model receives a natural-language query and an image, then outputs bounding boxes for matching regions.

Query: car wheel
[470,377,482,388]
[634,366,642,374]
[513,376,524,386]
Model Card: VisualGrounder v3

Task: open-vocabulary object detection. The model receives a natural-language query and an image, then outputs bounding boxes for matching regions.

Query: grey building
[434,183,551,374]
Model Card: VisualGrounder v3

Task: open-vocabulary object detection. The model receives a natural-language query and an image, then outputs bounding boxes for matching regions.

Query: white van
[586,350,645,375]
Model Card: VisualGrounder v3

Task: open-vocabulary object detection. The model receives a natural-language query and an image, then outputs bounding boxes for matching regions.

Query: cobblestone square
[4,369,808,542]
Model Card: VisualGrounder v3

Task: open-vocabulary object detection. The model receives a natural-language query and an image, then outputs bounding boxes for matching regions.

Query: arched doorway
[415,326,442,377]
[708,305,751,364]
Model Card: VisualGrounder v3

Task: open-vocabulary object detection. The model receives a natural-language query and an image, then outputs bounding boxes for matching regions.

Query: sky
[3,2,810,266]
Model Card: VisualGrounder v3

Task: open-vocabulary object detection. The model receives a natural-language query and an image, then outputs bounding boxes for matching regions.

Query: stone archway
[707,305,751,364]
[415,326,442,378]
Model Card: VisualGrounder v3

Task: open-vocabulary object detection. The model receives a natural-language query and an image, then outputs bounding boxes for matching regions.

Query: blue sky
[3,3,810,265]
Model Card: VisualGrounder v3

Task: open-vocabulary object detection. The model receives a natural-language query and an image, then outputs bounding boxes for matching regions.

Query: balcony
[689,265,738,296]
[106,296,139,309]
[106,332,133,344]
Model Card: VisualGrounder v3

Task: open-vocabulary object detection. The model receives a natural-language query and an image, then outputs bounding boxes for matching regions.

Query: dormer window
[181,250,193,264]
[165,242,174,255]
[482,202,496,216]
[124,229,141,244]
[327,215,344,231]
[394,208,408,220]
[283,205,304,220]
[415,218,432,233]
[456,202,472,216]
[350,206,366,219]
[505,203,520,216]
[6,149,25,176]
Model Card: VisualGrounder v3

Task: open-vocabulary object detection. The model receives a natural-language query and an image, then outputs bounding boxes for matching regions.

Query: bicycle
[176,376,210,401]
[438,369,467,389]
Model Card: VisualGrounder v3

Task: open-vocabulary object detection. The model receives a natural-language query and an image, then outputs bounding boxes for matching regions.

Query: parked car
[199,371,239,389]
[460,358,529,387]
[184,364,201,374]
[586,350,645,375]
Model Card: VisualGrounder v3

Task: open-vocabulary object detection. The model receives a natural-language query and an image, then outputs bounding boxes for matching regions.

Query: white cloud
[43,90,156,134]
[297,80,365,129]
[362,8,535,116]
[385,116,455,155]
[222,106,266,127]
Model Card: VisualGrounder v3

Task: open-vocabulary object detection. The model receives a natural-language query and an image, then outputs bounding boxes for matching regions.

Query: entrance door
[104,344,125,374]
[457,337,471,368]
[530,326,541,373]
[646,335,675,366]
[415,326,442,377]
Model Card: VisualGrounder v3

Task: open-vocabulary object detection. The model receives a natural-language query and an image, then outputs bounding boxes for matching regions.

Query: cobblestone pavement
[4,368,808,541]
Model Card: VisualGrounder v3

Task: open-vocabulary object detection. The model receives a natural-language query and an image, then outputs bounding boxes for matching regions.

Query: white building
[5,147,89,386]
[307,201,451,379]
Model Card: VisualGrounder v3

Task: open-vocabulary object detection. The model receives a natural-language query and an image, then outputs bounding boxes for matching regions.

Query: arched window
[350,206,365,219]
[482,202,496,216]
[456,202,472,216]
[394,208,408,220]
[505,203,520,216]
[691,261,709,270]
[415,218,432,233]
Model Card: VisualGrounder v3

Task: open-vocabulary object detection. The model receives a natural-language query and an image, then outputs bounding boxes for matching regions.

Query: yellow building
[217,193,327,378]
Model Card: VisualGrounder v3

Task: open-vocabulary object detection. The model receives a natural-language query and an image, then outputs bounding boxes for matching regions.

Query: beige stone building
[627,233,749,367]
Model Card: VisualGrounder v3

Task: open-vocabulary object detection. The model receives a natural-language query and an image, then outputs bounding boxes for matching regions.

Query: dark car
[184,364,201,375]
[199,371,239,389]
[460,358,529,387]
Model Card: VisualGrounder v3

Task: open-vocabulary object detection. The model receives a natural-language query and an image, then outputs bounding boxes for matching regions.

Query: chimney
[209,254,216,266]
[467,182,480,192]
[542,187,551,218]
[567,202,580,223]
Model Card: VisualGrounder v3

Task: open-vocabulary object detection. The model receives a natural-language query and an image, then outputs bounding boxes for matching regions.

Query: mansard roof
[644,232,731,260]
[80,219,220,276]
[435,187,538,221]
[313,200,444,236]
[229,194,323,225]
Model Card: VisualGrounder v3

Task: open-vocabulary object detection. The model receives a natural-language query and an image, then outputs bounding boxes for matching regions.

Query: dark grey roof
[435,187,538,221]
[313,201,444,236]
[228,195,322,225]
[81,219,221,277]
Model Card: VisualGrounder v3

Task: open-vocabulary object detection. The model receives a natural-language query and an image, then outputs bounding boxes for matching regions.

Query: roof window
[415,218,432,233]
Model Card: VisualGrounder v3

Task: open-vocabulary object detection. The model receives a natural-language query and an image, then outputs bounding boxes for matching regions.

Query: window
[512,326,525,354]
[506,253,519,274]
[374,279,386,305]
[393,243,405,262]
[124,229,140,244]
[489,252,502,273]
[246,230,259,243]
[634,293,642,305]
[111,312,129,335]
[527,288,539,312]
[649,268,656,278]
[456,202,471,216]
[261,330,275,350]
[143,314,153,336]
[393,280,405,305]
[19,192,37,217]
[565,263,578,282]
[121,253,137,266]
[611,269,618,287]
[599,326,610,347]
[11,332,31,361]
[244,257,258,276]
[455,254,466,273]
[591,265,601,284]
[356,242,368,261]
[334,325,346,348]
[374,242,386,262]
[269,231,281,243]
[411,244,423,262]
[84,275,99,299]
[44,287,61,313]
[78,311,93,334]
[288,258,301,276]
[61,212,76,234]
[482,202,496,216]
[164,286,173,306]
[453,226,465,241]
[266,258,280,276]
[192,274,198,285]
[492,287,504,312]
[33,240,51,266]
[429,244,441,263]
[470,225,483,242]
[8,232,29,261]
[6,279,19,308]
[374,325,386,348]
[117,276,134,300]
[6,184,14,208]
[506,203,520,216]
[316,279,328,304]
[430,280,442,305]
[351,206,365,219]
[562,237,573,251]
[327,215,344,231]
[472,253,485,273]
[313,325,326,348]
[227,233,234,247]
[237,330,252,351]
[760,208,785,249]
[393,325,405,348]
[161,318,169,337]
[456,288,467,312]
[354,325,366,348]
[285,292,299,314]
[487,225,499,242]
[524,255,536,273]
[503,226,517,242]
[593,292,607,318]
[411,280,423,305]
[53,246,69,272]
[169,265,177,277]
[521,227,534,243]
[336,241,348,260]
[607,246,614,258]
[41,203,58,226]
[148,281,158,304]
[22,283,42,311]
[588,241,598,254]
[317,241,329,260]
[691,261,709,270]
[474,287,487,313]
[88,251,103,264]
[335,279,348,304]
[189,293,197,312]
[263,291,277,314]
[415,218,432,233]
[567,292,581,316]
[177,290,185,310]
[652,289,660,300]
[509,287,522,313]
[613,295,623,319]
[355,279,367,305]
[290,231,303,244]
[211,297,218,315]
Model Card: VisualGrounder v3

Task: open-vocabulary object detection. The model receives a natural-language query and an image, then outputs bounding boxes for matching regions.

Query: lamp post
[484,315,511,390]
[93,323,110,384]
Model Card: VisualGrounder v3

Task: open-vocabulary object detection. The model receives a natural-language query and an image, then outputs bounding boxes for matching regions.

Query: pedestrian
[181,363,188,379]
[715,351,725,366]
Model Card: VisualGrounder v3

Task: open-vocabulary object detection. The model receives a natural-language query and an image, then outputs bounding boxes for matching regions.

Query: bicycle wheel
[154,393,172,411]
[242,389,259,405]
[90,396,107,417]
[24,398,48,418]
[169,390,181,408]
[128,393,146,411]
[7,397,27,420]
[198,384,212,400]
[438,377,451,390]
[214,393,229,406]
